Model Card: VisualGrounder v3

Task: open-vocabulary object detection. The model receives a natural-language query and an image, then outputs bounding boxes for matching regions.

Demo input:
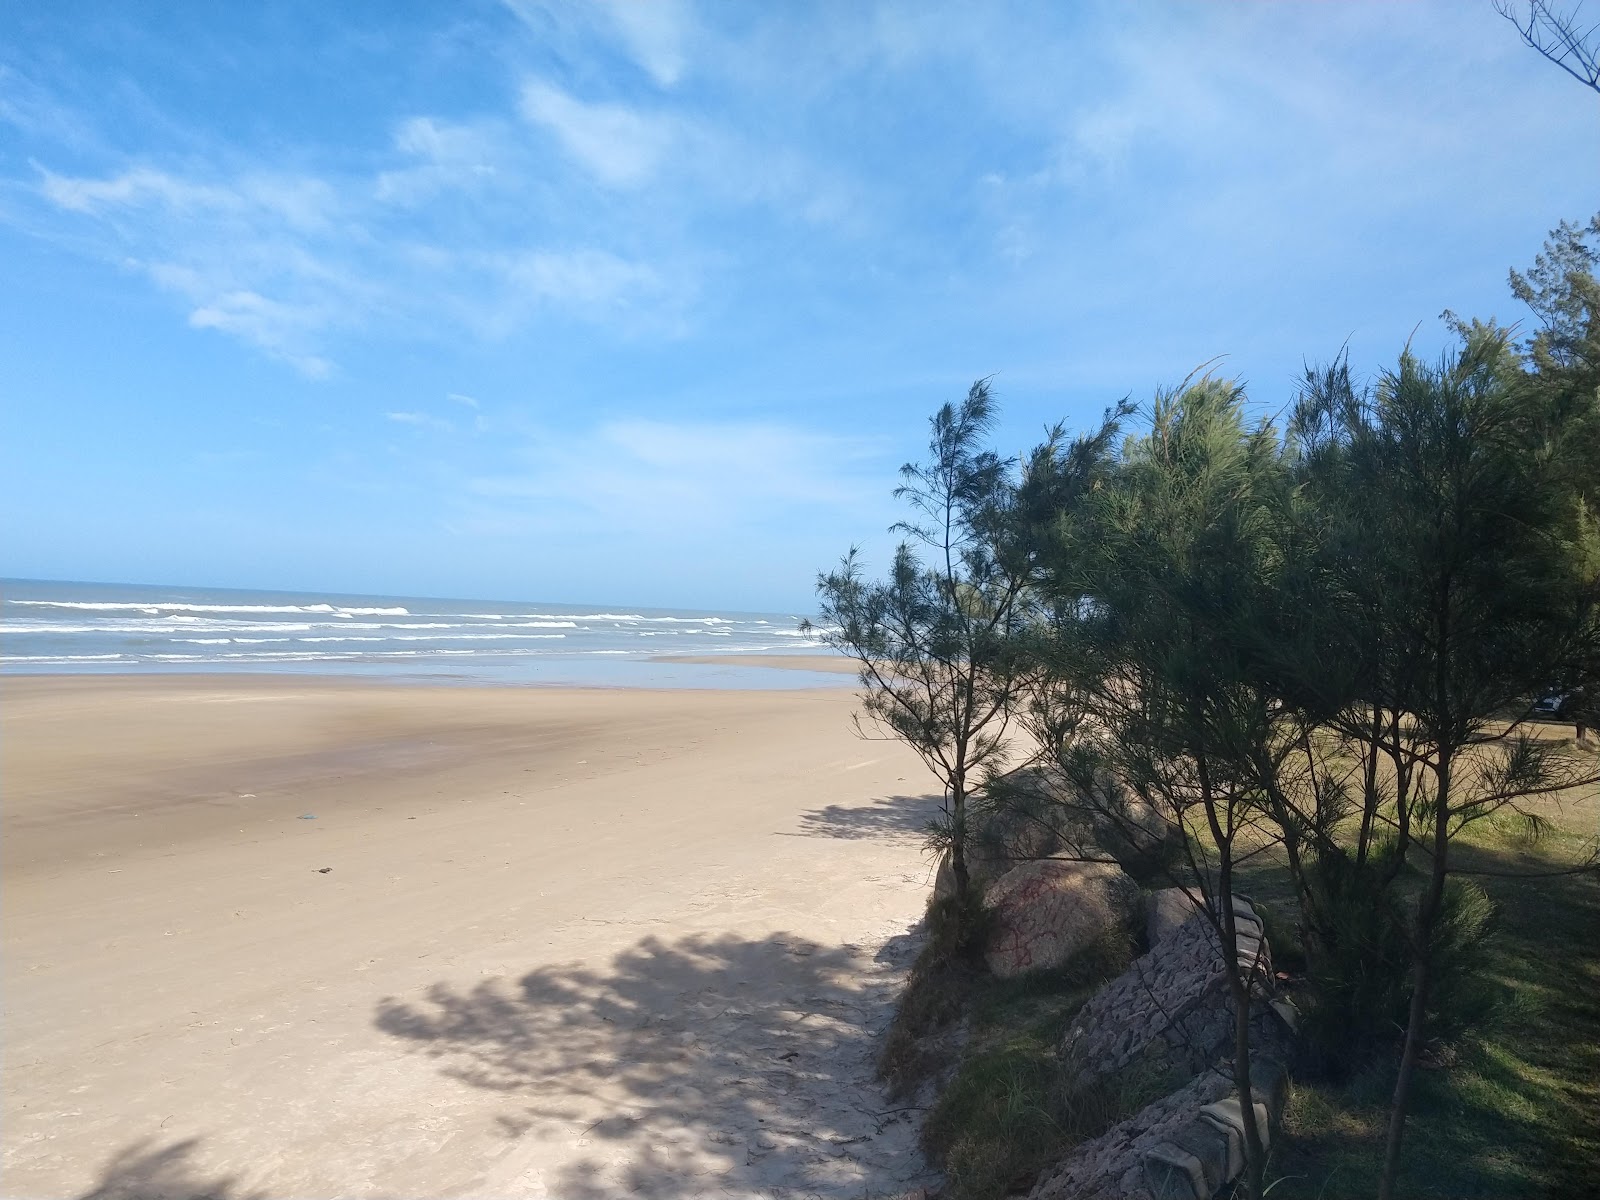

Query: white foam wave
[2,653,127,662]
[10,600,410,616]
[529,612,731,624]
[391,633,566,641]
[134,644,575,663]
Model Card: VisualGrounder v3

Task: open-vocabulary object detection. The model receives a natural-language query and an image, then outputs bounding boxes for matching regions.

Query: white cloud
[504,248,663,308]
[375,117,502,204]
[468,418,888,534]
[189,290,335,378]
[447,392,479,408]
[27,150,682,370]
[41,165,336,232]
[385,410,455,431]
[517,80,676,187]
[501,0,693,88]
[600,0,691,87]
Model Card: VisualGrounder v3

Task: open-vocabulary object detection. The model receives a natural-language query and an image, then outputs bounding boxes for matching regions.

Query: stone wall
[1027,1069,1235,1200]
[1027,894,1297,1200]
[1058,897,1276,1091]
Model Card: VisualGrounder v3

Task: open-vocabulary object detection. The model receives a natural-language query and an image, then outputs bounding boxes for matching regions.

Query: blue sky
[2,1,1596,612]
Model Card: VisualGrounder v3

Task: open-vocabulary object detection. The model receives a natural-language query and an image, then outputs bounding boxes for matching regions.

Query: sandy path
[2,676,941,1199]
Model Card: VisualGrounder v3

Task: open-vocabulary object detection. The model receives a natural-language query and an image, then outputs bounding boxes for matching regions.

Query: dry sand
[2,675,941,1200]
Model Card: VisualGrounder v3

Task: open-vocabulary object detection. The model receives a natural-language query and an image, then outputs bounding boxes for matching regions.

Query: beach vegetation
[1023,373,1306,1200]
[907,926,1143,1200]
[832,215,1600,1199]
[806,381,1126,916]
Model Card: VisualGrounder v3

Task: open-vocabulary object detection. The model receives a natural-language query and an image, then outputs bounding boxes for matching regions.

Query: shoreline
[649,651,859,674]
[2,672,937,1198]
[0,651,859,691]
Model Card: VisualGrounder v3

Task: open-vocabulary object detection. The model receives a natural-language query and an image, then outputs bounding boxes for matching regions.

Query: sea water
[0,578,850,689]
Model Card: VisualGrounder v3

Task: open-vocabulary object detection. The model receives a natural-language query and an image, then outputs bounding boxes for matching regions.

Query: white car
[1532,688,1580,718]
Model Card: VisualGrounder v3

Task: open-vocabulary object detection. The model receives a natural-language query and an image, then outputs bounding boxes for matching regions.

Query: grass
[881,734,1598,1199]
[1244,782,1600,1199]
[882,907,1170,1200]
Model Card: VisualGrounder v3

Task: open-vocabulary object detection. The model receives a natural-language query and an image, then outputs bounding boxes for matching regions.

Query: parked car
[1533,687,1583,718]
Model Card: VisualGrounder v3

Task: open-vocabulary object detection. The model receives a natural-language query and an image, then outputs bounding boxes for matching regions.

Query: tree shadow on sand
[789,793,940,844]
[71,1138,269,1200]
[375,929,935,1199]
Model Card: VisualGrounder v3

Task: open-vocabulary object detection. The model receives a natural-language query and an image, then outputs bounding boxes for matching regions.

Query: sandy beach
[2,674,940,1199]
[651,655,861,675]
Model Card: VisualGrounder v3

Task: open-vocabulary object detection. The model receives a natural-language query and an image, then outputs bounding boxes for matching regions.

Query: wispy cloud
[374,117,504,205]
[22,148,679,372]
[467,418,890,534]
[385,410,455,432]
[501,0,695,88]
[600,0,692,88]
[4,0,1590,393]
[517,79,678,187]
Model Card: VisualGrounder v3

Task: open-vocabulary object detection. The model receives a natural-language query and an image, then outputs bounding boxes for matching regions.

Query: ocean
[0,578,850,689]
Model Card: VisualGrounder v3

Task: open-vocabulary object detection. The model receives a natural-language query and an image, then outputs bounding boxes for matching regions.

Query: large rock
[1147,887,1205,946]
[931,770,1123,902]
[1091,791,1184,883]
[933,770,1183,901]
[982,859,1139,979]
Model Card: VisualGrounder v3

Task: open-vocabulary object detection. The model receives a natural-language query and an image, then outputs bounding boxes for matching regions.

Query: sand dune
[2,675,940,1199]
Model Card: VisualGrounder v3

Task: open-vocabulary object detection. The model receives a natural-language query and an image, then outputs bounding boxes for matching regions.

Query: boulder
[1147,886,1204,945]
[933,791,1089,903]
[982,859,1139,979]
[1092,791,1184,882]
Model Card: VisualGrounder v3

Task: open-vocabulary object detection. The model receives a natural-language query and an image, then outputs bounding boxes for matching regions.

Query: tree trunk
[950,815,971,898]
[1355,706,1384,869]
[1201,757,1266,1200]
[949,775,971,900]
[1226,900,1268,1200]
[1376,750,1452,1200]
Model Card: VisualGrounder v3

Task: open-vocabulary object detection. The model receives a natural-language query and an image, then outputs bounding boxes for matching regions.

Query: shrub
[878,891,991,1095]
[1299,846,1504,1078]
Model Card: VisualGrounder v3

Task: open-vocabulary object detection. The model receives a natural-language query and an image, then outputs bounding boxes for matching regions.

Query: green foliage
[1253,898,1307,975]
[1423,880,1504,1045]
[1299,847,1416,1077]
[808,381,1035,907]
[1270,830,1600,1199]
[877,891,992,1096]
[1300,845,1506,1079]
[923,1036,1062,1199]
[1509,213,1600,384]
[841,222,1600,1198]
[917,929,1141,1200]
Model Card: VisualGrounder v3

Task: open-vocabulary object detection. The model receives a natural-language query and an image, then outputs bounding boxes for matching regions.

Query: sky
[1,1,1596,612]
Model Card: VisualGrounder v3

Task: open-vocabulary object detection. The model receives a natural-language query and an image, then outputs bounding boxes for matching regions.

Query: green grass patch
[1256,823,1600,1198]
[890,923,1167,1200]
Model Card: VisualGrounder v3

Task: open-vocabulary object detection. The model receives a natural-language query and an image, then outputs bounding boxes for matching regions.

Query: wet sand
[651,654,859,674]
[2,674,940,1199]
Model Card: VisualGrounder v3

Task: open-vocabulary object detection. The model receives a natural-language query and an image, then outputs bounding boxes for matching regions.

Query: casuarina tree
[806,380,1033,912]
